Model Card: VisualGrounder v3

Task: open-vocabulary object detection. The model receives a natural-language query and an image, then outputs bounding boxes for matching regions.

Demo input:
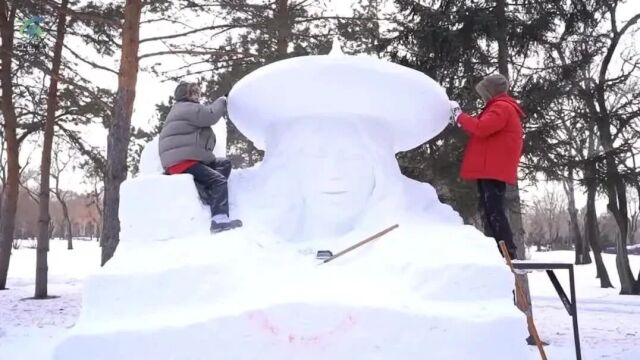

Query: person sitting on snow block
[449,74,524,260]
[159,82,242,233]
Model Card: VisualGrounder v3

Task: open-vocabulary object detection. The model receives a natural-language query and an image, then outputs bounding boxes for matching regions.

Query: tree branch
[138,49,249,60]
[599,13,640,86]
[63,43,118,74]
[39,0,122,27]
[140,23,254,43]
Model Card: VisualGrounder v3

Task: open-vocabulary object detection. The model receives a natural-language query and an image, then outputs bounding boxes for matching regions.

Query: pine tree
[0,0,22,290]
[35,0,69,299]
[101,0,142,266]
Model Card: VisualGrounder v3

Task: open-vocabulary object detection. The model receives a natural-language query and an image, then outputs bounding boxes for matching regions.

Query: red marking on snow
[246,310,358,347]
[247,311,279,335]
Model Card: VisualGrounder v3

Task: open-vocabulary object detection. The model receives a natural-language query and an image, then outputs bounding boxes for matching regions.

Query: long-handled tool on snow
[499,241,548,360]
[319,224,399,264]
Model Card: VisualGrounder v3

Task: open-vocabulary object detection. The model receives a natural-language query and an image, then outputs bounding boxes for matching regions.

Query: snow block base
[52,234,530,360]
[119,174,210,242]
[54,304,527,360]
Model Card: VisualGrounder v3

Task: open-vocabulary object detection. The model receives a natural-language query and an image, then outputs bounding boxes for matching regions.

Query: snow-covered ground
[525,250,640,359]
[1,240,639,359]
[0,239,101,360]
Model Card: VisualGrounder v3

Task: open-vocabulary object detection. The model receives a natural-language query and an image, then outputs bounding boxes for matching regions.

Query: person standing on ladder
[449,74,524,260]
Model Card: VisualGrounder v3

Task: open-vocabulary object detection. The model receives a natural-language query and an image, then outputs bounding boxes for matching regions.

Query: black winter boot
[210,218,243,233]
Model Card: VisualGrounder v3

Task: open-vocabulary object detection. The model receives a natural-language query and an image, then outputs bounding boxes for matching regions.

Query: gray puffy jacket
[158,97,226,169]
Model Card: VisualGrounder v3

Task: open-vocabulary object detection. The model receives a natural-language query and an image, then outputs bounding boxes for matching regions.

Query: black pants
[477,179,518,259]
[185,159,232,217]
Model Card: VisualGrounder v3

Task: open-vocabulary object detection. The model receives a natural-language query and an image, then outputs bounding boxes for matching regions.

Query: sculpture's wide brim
[228,54,450,152]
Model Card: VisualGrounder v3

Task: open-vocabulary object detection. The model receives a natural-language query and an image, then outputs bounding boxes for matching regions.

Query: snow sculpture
[228,41,458,241]
[53,41,529,360]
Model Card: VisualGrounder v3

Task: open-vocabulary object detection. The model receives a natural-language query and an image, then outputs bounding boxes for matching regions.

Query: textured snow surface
[119,173,211,242]
[228,51,450,152]
[53,228,528,360]
[51,49,531,359]
[3,242,639,359]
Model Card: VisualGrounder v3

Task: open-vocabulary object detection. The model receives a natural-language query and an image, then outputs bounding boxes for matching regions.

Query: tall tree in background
[388,0,577,338]
[338,0,386,56]
[101,0,141,265]
[0,0,20,290]
[390,0,498,220]
[589,5,640,294]
[0,0,50,283]
[522,0,614,285]
[585,148,613,287]
[493,0,525,251]
[557,1,640,294]
[389,0,558,223]
[35,0,69,298]
[493,0,542,342]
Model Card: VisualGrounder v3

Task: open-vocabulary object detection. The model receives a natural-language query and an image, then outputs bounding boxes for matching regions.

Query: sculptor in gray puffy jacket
[158,85,227,169]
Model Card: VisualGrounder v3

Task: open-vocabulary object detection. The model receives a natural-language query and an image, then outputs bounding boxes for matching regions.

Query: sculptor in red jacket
[457,94,524,185]
[450,74,524,259]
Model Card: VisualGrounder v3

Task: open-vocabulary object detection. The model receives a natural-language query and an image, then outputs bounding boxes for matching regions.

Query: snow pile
[138,137,164,175]
[7,243,640,360]
[55,229,527,360]
[53,44,529,359]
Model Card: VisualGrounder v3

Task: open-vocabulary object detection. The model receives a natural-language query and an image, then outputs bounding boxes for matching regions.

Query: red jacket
[457,93,524,185]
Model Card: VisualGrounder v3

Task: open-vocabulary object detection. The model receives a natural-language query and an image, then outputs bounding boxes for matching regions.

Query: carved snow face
[294,121,376,223]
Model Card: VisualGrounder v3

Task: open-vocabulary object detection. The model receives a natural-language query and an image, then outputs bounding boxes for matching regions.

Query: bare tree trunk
[585,178,613,288]
[591,12,639,294]
[0,132,5,231]
[495,0,509,77]
[494,0,538,340]
[60,200,72,250]
[593,120,635,294]
[0,2,19,290]
[634,167,640,293]
[35,0,68,299]
[564,168,591,264]
[101,0,141,266]
[275,0,290,59]
[48,221,55,240]
[52,181,72,250]
[585,120,613,288]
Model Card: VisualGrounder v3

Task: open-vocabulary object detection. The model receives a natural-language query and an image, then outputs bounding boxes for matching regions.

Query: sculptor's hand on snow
[214,96,227,109]
[207,96,228,118]
[449,100,462,125]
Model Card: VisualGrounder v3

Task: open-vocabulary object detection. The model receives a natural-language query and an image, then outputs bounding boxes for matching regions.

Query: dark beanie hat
[174,82,200,102]
[475,74,509,101]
